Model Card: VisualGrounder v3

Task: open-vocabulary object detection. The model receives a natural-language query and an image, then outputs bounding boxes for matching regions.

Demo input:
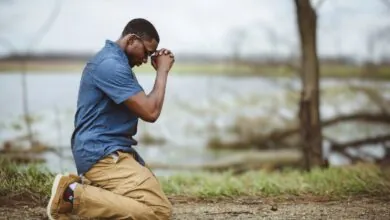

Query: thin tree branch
[331,134,390,151]
[381,0,390,10]
[349,85,390,114]
[208,111,390,151]
[262,112,390,143]
[315,0,327,10]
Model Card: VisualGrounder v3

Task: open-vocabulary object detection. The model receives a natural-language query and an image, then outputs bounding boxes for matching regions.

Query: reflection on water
[1,72,389,175]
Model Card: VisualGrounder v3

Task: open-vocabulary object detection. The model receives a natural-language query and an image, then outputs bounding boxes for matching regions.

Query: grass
[0,158,54,203]
[1,61,390,79]
[1,157,390,204]
[160,164,390,198]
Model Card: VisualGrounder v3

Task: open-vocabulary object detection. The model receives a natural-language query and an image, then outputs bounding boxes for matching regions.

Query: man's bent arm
[123,70,168,123]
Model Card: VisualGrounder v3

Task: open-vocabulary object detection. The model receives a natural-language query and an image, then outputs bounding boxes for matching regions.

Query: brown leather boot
[46,174,79,220]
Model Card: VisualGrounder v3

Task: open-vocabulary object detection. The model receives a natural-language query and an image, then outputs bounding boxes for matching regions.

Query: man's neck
[115,39,132,67]
[115,38,126,51]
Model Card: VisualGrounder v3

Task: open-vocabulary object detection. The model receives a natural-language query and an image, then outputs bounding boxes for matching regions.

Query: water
[1,72,389,175]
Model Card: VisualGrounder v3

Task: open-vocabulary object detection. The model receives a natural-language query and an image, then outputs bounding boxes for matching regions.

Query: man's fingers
[154,49,174,61]
[156,48,173,56]
[158,48,167,56]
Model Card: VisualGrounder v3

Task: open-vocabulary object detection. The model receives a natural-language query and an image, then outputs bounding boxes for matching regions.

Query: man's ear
[125,34,137,45]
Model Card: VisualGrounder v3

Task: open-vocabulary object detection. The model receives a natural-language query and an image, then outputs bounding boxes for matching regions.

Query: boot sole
[47,174,64,220]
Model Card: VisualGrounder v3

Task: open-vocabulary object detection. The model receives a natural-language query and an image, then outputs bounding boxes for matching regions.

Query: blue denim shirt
[71,40,145,175]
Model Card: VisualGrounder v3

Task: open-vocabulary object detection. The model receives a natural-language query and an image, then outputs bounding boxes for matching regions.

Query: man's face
[124,34,158,67]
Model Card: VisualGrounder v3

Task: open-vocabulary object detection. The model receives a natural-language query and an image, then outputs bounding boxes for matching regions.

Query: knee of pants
[156,200,173,220]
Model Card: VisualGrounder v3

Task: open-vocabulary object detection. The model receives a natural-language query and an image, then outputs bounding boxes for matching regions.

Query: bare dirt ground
[0,196,389,220]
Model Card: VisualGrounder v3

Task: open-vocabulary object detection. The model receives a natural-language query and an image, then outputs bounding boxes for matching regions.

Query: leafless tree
[0,0,62,148]
[21,0,62,148]
[294,0,325,170]
[227,27,247,64]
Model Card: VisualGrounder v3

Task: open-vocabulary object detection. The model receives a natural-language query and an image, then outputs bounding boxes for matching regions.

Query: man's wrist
[157,68,169,75]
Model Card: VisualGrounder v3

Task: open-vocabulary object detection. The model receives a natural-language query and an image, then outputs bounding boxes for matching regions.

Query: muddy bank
[1,196,389,220]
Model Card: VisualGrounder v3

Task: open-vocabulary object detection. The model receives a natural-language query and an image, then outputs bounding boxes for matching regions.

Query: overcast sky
[0,0,389,60]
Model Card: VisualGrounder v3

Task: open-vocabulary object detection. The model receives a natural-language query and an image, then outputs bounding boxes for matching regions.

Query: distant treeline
[0,52,389,66]
[0,53,93,62]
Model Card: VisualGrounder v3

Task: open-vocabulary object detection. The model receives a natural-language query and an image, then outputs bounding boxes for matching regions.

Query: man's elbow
[143,116,158,123]
[141,111,159,123]
[123,97,161,123]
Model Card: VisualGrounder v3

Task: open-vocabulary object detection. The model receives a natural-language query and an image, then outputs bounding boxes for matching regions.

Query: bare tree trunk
[0,38,34,148]
[21,0,62,148]
[21,58,33,148]
[295,0,324,170]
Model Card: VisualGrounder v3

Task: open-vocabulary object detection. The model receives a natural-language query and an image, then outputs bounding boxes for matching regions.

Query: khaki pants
[71,151,172,220]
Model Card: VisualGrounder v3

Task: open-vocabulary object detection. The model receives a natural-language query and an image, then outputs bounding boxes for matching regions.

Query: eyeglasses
[134,35,155,58]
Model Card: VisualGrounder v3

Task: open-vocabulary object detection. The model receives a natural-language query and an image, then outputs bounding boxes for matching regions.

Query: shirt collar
[105,40,129,63]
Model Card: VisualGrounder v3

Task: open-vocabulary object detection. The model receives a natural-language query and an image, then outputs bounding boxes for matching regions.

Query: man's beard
[125,52,135,68]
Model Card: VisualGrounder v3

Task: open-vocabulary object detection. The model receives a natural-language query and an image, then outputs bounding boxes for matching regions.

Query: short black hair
[121,18,160,43]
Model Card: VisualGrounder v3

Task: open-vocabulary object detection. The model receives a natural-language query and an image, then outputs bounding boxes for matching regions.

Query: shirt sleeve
[92,58,144,104]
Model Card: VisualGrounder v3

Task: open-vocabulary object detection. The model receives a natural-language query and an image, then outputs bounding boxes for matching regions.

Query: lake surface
[1,72,389,175]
